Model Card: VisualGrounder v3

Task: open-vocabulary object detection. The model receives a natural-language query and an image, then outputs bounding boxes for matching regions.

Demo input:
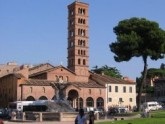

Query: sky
[0,0,165,80]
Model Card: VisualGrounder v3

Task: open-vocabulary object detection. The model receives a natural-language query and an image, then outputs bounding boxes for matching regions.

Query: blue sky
[0,0,165,80]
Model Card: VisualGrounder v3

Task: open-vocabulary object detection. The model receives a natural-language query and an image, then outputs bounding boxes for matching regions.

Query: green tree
[147,68,165,78]
[91,65,122,78]
[109,17,165,111]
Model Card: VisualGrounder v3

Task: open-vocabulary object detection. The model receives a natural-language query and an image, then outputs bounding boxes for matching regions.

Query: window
[115,86,118,92]
[129,98,133,102]
[78,59,81,65]
[108,98,112,102]
[30,87,33,93]
[129,87,132,93]
[78,50,80,55]
[119,98,123,102]
[78,8,85,15]
[109,86,111,92]
[42,87,45,93]
[55,75,58,81]
[83,59,86,65]
[89,89,91,94]
[66,76,69,82]
[123,86,126,93]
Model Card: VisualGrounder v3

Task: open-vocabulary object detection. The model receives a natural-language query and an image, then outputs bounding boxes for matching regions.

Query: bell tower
[67,1,89,82]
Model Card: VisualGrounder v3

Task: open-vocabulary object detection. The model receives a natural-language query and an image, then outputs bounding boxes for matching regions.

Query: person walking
[88,111,95,124]
[75,109,87,124]
[0,119,4,124]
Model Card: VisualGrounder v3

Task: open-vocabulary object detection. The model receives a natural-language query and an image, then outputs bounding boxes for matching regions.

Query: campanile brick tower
[67,1,89,82]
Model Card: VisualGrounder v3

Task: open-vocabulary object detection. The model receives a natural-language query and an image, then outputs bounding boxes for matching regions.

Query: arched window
[55,75,58,81]
[78,59,81,65]
[30,87,33,93]
[26,96,35,101]
[96,97,104,108]
[66,76,69,82]
[39,96,48,100]
[86,97,94,107]
[83,59,86,65]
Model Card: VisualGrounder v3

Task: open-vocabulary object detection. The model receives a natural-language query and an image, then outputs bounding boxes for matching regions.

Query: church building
[0,1,136,111]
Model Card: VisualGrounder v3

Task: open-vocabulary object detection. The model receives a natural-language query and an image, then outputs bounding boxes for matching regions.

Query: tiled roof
[29,65,76,77]
[90,73,135,85]
[0,73,25,79]
[21,79,105,88]
[70,81,105,88]
[29,63,54,71]
[22,79,57,86]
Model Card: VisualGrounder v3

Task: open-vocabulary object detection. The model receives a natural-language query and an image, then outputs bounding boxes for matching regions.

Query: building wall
[47,67,76,82]
[106,83,136,110]
[21,85,55,100]
[66,85,106,109]
[0,74,21,107]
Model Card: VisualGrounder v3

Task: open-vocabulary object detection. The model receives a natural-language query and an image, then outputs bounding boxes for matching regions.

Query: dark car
[0,108,11,120]
[108,107,119,115]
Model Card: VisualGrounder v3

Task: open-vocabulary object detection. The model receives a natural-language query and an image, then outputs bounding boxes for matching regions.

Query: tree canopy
[109,17,165,111]
[147,68,165,78]
[91,65,122,78]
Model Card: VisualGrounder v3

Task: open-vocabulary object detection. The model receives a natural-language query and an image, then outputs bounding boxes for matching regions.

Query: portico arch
[39,96,48,100]
[26,96,35,101]
[96,97,104,108]
[67,89,79,109]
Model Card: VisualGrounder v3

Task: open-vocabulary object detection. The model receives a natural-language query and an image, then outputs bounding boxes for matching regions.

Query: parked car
[108,107,119,115]
[108,107,128,115]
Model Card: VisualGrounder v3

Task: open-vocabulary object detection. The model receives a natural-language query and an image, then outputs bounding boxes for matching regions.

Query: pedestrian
[75,108,87,124]
[0,119,4,124]
[88,111,95,124]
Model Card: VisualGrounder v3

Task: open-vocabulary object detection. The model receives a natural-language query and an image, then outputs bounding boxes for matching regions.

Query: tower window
[83,50,86,55]
[78,59,81,65]
[78,50,80,55]
[78,8,85,15]
[83,59,86,65]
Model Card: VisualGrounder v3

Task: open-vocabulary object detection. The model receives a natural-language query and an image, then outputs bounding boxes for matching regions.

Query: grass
[96,110,165,124]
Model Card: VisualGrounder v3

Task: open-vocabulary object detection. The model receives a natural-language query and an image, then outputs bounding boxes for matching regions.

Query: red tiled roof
[20,79,105,88]
[70,81,105,88]
[0,73,25,79]
[90,73,135,85]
